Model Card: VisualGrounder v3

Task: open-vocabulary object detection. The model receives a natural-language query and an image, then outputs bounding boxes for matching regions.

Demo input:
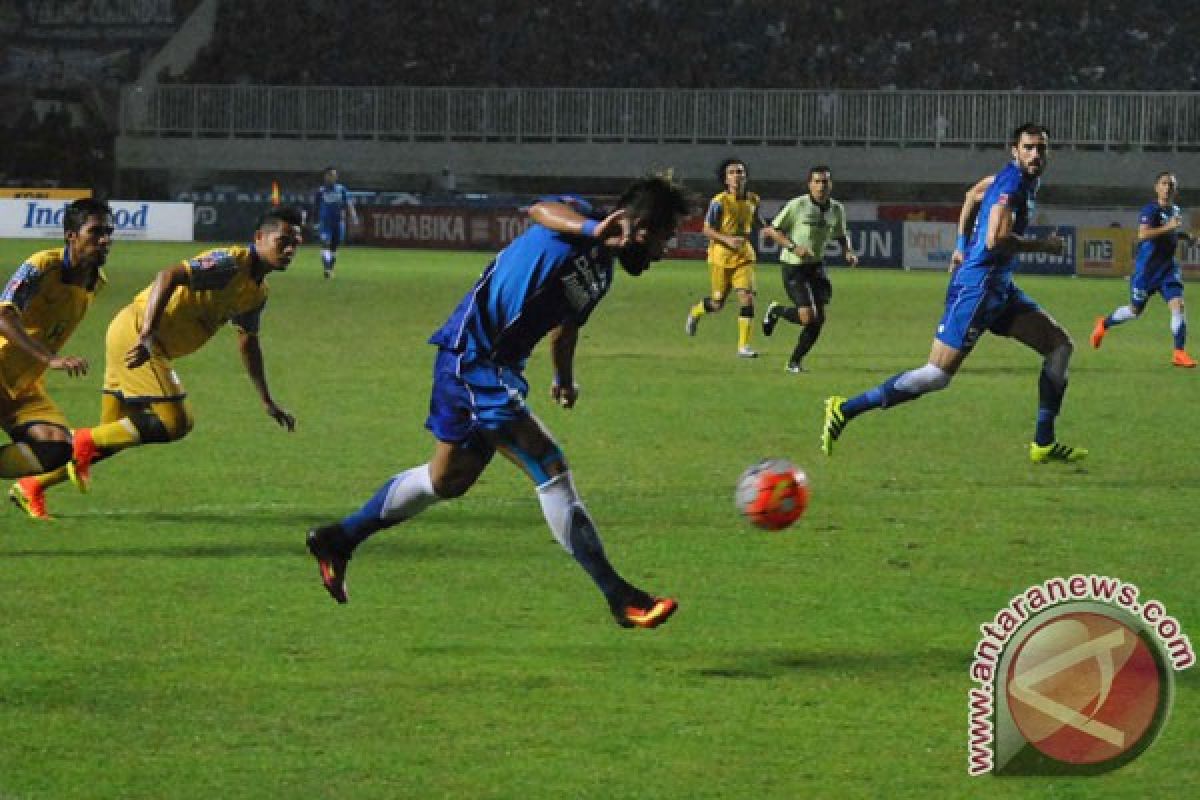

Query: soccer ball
[735,458,809,531]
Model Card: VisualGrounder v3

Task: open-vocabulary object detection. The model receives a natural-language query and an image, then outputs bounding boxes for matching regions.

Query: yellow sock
[738,317,752,349]
[91,419,142,451]
[34,464,70,489]
[689,302,707,319]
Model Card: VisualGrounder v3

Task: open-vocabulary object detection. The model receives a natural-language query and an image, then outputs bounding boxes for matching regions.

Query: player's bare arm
[837,236,859,267]
[1138,216,1183,240]
[0,305,88,377]
[762,226,811,259]
[986,201,1063,257]
[548,322,580,408]
[702,220,745,251]
[528,202,630,247]
[126,263,191,368]
[238,329,295,431]
[952,175,995,267]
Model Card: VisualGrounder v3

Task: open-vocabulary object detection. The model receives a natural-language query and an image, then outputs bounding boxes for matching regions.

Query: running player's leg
[1006,307,1088,462]
[1165,285,1195,366]
[493,412,676,628]
[1092,280,1146,348]
[686,261,729,336]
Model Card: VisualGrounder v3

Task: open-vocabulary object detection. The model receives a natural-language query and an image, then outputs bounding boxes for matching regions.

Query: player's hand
[791,244,813,259]
[551,382,579,409]
[844,250,859,267]
[266,402,296,432]
[950,249,964,269]
[727,236,747,250]
[1167,216,1183,231]
[124,336,155,369]
[1043,235,1066,256]
[48,355,88,377]
[596,209,631,247]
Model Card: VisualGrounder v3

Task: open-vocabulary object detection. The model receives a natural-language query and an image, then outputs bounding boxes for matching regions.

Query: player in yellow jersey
[685,159,778,357]
[10,207,302,519]
[3,199,113,518]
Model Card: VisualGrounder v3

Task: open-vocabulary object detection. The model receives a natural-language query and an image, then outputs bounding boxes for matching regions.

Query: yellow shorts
[709,259,756,301]
[103,305,187,403]
[0,379,68,432]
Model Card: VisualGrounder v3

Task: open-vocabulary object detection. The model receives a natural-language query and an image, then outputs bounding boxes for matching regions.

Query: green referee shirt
[771,194,847,266]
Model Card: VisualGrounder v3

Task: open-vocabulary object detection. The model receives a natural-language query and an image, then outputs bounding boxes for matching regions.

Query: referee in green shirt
[762,166,858,372]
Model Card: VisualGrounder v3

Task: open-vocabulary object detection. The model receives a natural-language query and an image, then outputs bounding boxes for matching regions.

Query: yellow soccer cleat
[821,395,848,456]
[1030,442,1089,464]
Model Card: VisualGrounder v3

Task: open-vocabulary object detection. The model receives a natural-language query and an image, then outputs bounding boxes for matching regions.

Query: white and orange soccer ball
[735,458,809,531]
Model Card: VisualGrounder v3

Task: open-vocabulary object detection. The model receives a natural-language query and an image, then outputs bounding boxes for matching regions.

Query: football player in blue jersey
[821,123,1088,464]
[1090,171,1196,368]
[313,167,358,279]
[307,175,690,629]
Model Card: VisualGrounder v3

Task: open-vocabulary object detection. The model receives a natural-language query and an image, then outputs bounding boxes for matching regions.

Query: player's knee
[430,472,475,499]
[27,440,72,472]
[1044,340,1072,382]
[704,297,723,312]
[897,363,952,394]
[132,403,193,443]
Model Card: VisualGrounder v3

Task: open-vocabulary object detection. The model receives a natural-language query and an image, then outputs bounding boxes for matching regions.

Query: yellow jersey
[132,245,269,360]
[705,190,762,268]
[0,247,104,395]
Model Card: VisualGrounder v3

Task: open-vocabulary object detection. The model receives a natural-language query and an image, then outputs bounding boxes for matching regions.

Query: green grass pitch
[0,240,1196,798]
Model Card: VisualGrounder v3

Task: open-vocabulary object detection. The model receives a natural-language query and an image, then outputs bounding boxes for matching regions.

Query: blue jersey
[959,162,1038,286]
[315,182,352,228]
[429,196,611,369]
[1134,202,1183,277]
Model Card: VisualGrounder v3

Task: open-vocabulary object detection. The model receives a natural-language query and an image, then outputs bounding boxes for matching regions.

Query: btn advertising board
[1077,227,1135,278]
[668,217,902,268]
[0,199,193,241]
[903,221,957,270]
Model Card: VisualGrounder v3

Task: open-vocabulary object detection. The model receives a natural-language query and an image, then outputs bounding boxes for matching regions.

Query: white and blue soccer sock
[340,464,440,545]
[1035,344,1071,446]
[841,364,951,419]
[1104,305,1138,328]
[321,249,335,272]
[536,472,625,598]
[1171,309,1187,349]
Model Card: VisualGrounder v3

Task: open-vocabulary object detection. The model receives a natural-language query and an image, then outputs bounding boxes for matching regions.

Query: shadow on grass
[691,645,968,679]
[0,537,506,560]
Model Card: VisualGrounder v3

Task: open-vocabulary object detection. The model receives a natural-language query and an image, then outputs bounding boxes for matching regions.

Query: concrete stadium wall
[116,136,1200,197]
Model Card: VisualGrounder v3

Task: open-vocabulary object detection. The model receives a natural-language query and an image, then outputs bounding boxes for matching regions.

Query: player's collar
[248,243,268,283]
[808,194,831,210]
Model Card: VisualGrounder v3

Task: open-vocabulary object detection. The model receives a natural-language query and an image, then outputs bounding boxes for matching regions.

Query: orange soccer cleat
[610,589,678,629]
[67,427,97,493]
[1090,316,1108,349]
[9,478,51,520]
[1172,349,1197,368]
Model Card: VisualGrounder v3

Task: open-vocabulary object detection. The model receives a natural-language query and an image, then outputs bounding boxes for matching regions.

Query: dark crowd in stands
[181,0,1200,91]
[5,0,1200,192]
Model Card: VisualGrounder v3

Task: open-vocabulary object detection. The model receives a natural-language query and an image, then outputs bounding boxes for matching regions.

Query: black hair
[1010,123,1049,146]
[1155,170,1175,183]
[808,165,832,181]
[257,205,305,232]
[617,175,692,233]
[716,158,746,188]
[63,197,112,235]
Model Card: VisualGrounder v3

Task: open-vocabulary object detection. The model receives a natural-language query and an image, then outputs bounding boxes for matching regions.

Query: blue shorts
[1131,265,1183,307]
[318,221,345,249]
[425,349,530,449]
[935,280,1040,351]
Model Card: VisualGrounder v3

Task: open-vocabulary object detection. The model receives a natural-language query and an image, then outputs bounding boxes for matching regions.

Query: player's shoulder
[541,193,596,216]
[709,191,728,206]
[187,246,247,269]
[25,248,65,271]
